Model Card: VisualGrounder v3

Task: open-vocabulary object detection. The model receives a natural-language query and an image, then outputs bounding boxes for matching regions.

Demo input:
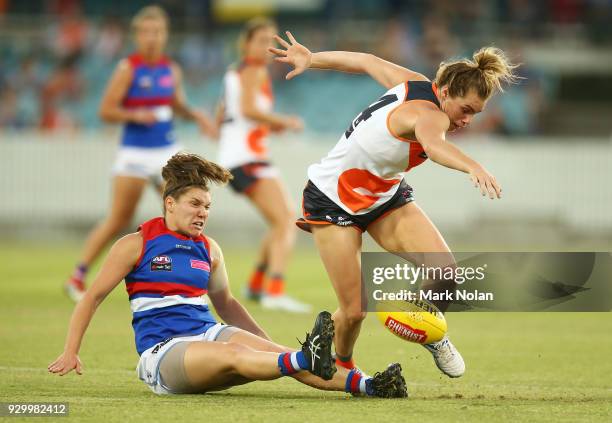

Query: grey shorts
[136,323,239,395]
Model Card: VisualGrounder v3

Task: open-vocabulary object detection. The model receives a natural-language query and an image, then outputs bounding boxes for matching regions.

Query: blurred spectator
[0,85,19,129]
[178,33,225,85]
[93,15,125,64]
[502,0,545,38]
[586,0,612,44]
[3,56,44,129]
[0,0,610,136]
[46,2,89,59]
[374,17,418,66]
[465,44,545,136]
[39,53,85,132]
[418,15,460,76]
[550,0,586,24]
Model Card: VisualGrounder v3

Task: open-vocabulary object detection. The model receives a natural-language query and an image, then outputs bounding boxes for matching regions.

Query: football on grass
[376,299,447,344]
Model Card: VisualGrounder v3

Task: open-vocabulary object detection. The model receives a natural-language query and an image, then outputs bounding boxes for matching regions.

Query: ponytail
[435,47,519,99]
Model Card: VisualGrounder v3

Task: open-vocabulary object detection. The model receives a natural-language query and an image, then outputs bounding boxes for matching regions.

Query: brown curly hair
[161,153,232,210]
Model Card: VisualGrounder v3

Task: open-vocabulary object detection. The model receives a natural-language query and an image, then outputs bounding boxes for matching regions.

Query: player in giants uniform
[270,32,519,377]
[216,18,309,313]
[49,153,407,398]
[64,6,216,302]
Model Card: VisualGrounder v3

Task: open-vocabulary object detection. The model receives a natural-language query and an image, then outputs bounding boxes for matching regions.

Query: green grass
[1,242,611,422]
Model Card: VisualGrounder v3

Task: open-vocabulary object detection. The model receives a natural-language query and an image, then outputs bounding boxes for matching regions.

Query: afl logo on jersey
[151,255,172,271]
[138,76,153,89]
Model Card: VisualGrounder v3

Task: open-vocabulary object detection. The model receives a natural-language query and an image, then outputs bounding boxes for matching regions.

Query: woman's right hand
[130,109,157,125]
[269,31,312,80]
[271,115,304,133]
[48,352,83,376]
[468,163,502,199]
[283,115,304,131]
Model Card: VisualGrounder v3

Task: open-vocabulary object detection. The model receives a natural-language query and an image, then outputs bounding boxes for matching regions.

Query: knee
[104,214,133,234]
[281,208,296,229]
[272,213,296,238]
[226,342,249,358]
[384,240,409,253]
[225,343,251,371]
[338,308,367,327]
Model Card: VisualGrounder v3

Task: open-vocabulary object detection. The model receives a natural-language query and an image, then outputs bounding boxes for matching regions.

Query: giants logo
[247,126,269,156]
[337,169,400,213]
[385,316,427,344]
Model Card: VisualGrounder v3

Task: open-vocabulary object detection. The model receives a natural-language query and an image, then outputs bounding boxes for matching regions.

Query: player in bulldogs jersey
[64,6,216,302]
[270,32,519,378]
[49,153,407,399]
[216,18,310,313]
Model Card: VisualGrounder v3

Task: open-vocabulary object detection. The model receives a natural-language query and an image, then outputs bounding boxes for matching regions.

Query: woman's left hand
[194,110,219,139]
[48,351,83,376]
[268,31,312,80]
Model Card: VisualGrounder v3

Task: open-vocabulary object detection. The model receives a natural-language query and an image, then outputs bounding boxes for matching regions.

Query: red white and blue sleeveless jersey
[121,54,176,148]
[125,217,216,355]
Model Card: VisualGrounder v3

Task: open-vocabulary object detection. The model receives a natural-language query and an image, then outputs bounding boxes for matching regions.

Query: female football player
[270,32,518,377]
[216,18,310,313]
[64,5,216,301]
[49,153,406,398]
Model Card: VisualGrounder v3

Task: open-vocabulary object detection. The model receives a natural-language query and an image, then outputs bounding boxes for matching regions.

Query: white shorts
[136,323,232,395]
[112,144,182,183]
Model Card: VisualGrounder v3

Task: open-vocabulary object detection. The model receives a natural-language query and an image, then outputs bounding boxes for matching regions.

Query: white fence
[1,132,611,244]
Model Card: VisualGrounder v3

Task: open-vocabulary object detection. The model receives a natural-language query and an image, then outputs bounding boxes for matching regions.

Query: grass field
[1,242,611,422]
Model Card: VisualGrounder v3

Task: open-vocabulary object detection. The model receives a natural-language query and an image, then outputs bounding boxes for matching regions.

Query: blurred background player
[270,32,517,376]
[64,5,216,301]
[216,18,310,313]
[49,152,406,399]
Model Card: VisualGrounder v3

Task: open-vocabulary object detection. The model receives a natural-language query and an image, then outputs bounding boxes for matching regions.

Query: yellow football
[376,299,447,344]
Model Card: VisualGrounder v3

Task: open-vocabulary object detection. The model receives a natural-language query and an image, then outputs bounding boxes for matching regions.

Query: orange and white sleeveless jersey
[308,80,440,215]
[218,64,274,169]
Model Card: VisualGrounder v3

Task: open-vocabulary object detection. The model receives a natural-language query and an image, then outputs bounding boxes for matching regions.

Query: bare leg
[311,225,364,359]
[245,178,296,278]
[182,341,287,391]
[254,232,272,269]
[224,329,350,391]
[367,202,456,311]
[367,202,466,378]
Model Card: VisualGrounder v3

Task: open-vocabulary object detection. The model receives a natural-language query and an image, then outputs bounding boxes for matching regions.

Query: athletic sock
[70,263,88,287]
[345,369,372,395]
[266,273,285,296]
[247,264,267,293]
[335,354,355,370]
[277,351,308,376]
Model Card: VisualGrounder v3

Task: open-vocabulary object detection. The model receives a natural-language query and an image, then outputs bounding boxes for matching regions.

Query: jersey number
[344,94,398,138]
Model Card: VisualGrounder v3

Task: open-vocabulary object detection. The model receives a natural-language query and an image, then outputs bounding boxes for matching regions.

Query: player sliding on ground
[270,32,519,377]
[48,153,407,398]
